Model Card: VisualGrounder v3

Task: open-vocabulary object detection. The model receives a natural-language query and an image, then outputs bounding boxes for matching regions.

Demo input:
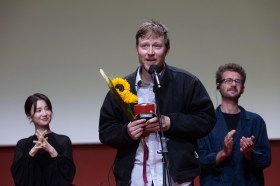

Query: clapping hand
[223,130,236,157]
[240,135,255,160]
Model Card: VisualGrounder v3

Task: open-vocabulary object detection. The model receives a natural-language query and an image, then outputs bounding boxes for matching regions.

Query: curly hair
[216,63,246,85]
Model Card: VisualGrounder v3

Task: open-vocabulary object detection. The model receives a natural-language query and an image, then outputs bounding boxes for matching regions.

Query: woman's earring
[27,117,32,123]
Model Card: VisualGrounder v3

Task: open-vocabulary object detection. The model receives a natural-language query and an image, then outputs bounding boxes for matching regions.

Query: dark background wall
[1,141,279,186]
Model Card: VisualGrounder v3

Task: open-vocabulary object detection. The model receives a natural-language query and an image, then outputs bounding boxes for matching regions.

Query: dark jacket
[198,106,271,186]
[99,64,216,185]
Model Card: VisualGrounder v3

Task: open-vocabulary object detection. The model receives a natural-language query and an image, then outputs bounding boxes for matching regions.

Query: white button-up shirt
[130,67,191,186]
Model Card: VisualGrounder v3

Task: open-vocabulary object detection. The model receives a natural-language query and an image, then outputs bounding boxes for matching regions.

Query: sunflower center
[115,84,125,92]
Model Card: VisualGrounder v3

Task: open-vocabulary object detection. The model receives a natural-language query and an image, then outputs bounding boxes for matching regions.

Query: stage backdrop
[1,0,279,146]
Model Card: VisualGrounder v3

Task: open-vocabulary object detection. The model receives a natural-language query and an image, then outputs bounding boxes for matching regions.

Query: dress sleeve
[11,138,39,186]
[46,135,76,186]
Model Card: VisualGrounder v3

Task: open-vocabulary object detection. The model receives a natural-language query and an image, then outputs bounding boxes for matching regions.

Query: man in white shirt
[99,20,216,186]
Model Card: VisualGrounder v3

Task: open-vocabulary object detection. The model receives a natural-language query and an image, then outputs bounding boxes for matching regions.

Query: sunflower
[121,90,138,104]
[112,78,130,91]
[112,78,138,104]
[100,69,144,149]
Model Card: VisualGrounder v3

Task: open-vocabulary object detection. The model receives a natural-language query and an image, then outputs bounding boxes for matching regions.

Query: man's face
[136,35,169,73]
[219,71,245,100]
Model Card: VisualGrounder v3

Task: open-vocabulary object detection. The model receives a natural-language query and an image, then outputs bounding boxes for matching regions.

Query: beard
[221,88,242,99]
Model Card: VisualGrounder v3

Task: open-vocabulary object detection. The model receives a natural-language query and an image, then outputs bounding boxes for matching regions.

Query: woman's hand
[29,130,58,158]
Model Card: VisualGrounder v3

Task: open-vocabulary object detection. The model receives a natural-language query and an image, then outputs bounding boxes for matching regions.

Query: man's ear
[241,85,245,94]
[165,47,170,55]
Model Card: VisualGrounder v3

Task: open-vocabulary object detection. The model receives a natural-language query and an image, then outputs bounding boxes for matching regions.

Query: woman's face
[29,100,52,128]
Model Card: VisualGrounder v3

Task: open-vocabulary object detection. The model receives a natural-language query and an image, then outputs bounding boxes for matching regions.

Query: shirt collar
[135,64,166,90]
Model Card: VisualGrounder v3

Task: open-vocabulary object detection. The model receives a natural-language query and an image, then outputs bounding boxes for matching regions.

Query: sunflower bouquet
[100,68,149,184]
[99,69,138,120]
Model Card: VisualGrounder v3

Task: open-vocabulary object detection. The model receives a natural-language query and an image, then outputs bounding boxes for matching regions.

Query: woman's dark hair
[24,93,52,116]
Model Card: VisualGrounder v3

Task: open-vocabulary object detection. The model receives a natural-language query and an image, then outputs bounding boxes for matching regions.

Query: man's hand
[127,119,147,140]
[216,130,236,165]
[240,136,255,160]
[223,130,236,156]
[142,115,170,136]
